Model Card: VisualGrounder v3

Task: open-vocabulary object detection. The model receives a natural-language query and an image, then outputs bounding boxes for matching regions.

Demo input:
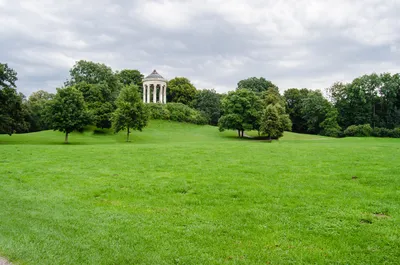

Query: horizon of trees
[2,60,400,141]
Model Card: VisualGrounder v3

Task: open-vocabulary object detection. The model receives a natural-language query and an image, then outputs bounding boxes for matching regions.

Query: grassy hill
[0,120,399,264]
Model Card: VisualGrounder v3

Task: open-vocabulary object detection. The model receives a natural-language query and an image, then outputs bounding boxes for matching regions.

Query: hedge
[147,103,208,125]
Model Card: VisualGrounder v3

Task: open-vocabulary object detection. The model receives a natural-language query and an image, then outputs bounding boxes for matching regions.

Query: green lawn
[0,120,399,264]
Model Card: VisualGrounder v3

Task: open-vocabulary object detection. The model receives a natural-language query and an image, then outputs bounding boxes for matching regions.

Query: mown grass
[0,120,399,264]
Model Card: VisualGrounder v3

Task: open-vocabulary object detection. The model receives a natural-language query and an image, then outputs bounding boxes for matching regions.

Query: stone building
[142,70,167,104]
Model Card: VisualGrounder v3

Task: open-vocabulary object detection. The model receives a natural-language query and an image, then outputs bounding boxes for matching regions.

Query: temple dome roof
[143,69,166,81]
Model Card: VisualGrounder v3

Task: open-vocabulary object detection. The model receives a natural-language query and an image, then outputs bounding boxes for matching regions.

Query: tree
[112,85,149,142]
[116,69,143,87]
[47,86,91,143]
[260,104,282,140]
[237,77,278,93]
[300,90,332,134]
[167,77,197,105]
[284,88,311,133]
[320,108,342,137]
[261,87,285,106]
[192,89,221,125]
[218,89,262,137]
[26,90,55,131]
[0,63,28,135]
[75,82,114,128]
[66,60,122,129]
[66,60,120,96]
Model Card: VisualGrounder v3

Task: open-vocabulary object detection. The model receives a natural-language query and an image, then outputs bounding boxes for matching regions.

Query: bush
[392,128,400,138]
[372,127,393,137]
[147,103,170,120]
[148,103,208,125]
[344,124,372,137]
[347,125,400,138]
[321,127,342,138]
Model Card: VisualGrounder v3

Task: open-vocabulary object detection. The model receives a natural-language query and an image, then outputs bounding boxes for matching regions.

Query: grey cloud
[1,0,400,97]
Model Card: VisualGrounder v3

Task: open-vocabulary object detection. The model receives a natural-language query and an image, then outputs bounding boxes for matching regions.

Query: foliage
[0,63,29,135]
[146,103,208,125]
[284,88,310,133]
[300,90,333,134]
[66,60,121,96]
[237,77,277,93]
[147,103,171,120]
[26,90,55,131]
[218,89,263,137]
[47,86,91,143]
[344,124,373,137]
[166,103,208,125]
[260,104,283,139]
[327,73,400,129]
[192,89,221,125]
[66,60,122,128]
[167,77,197,105]
[319,109,342,137]
[74,82,116,128]
[112,85,149,142]
[116,69,143,87]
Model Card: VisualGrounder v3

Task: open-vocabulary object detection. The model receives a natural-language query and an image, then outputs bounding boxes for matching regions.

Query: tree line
[2,60,400,143]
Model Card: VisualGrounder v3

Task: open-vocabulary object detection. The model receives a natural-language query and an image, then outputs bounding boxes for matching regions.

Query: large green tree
[192,89,221,126]
[237,77,278,93]
[66,60,122,128]
[326,73,400,129]
[47,86,91,143]
[284,88,311,133]
[26,90,55,131]
[116,69,143,87]
[0,63,28,135]
[112,85,149,142]
[75,82,114,128]
[218,89,262,137]
[260,104,283,140]
[167,77,197,105]
[300,90,333,134]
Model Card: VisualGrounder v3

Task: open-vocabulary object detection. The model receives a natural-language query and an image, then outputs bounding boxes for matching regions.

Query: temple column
[143,85,146,103]
[146,85,150,103]
[163,85,167,104]
[159,83,162,103]
[153,84,157,103]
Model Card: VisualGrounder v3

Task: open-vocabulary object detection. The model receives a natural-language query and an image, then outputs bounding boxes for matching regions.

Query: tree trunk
[126,127,130,142]
[241,130,244,137]
[237,130,240,137]
[65,132,69,144]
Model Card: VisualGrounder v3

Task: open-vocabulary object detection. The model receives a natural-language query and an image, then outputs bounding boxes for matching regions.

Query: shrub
[148,103,207,125]
[147,103,170,120]
[391,128,400,138]
[344,124,373,137]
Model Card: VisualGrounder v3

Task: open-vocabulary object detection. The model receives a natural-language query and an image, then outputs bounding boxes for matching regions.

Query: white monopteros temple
[142,70,167,104]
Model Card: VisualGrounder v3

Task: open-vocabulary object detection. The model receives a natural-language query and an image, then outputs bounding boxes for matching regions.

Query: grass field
[1,120,399,264]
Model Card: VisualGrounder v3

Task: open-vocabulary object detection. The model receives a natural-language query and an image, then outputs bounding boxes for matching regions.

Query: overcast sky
[1,0,400,96]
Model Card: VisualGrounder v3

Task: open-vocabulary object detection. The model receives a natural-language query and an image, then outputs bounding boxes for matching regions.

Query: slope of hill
[0,120,399,264]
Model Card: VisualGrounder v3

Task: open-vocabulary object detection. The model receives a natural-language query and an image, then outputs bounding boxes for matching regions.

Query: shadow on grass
[220,135,276,142]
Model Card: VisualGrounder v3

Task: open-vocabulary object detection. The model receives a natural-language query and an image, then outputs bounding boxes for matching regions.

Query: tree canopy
[167,77,197,105]
[66,60,123,129]
[47,86,91,143]
[112,85,149,142]
[0,63,28,135]
[26,90,55,131]
[218,89,262,137]
[192,89,221,126]
[237,77,278,93]
[116,69,143,87]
